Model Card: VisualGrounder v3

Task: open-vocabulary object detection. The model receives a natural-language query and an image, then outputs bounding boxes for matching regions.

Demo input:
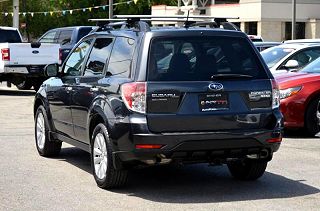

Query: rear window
[0,29,21,43]
[147,36,267,81]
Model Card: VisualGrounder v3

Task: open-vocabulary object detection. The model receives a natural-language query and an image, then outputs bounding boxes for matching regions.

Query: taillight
[59,48,62,65]
[121,82,147,114]
[1,48,10,61]
[271,79,280,109]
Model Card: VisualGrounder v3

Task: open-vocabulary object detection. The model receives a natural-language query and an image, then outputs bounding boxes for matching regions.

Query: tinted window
[84,38,114,76]
[261,47,295,68]
[108,37,135,77]
[286,48,320,69]
[58,30,73,45]
[148,36,267,81]
[77,27,93,42]
[64,39,92,76]
[39,31,57,43]
[0,29,21,43]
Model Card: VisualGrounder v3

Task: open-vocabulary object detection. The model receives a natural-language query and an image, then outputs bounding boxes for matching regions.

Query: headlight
[280,86,302,100]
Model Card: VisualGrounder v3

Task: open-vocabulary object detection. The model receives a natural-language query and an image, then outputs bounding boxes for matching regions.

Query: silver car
[261,43,320,74]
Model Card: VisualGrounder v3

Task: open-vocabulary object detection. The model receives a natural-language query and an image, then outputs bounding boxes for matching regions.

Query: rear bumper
[115,130,282,163]
[113,110,283,165]
[3,65,46,76]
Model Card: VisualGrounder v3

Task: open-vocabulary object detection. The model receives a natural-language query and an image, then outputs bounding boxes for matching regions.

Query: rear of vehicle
[0,27,60,90]
[0,42,60,75]
[119,30,283,171]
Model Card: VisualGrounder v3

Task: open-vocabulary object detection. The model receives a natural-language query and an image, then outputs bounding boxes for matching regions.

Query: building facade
[151,0,320,41]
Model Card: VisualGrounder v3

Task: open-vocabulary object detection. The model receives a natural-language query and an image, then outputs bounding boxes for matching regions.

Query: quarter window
[64,39,92,76]
[108,37,135,77]
[84,38,114,76]
[39,31,57,43]
[58,30,73,45]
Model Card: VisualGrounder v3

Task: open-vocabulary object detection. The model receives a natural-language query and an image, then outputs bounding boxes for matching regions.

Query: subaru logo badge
[32,50,39,54]
[208,83,223,91]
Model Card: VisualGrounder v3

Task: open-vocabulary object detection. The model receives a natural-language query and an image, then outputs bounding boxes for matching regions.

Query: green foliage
[0,0,177,40]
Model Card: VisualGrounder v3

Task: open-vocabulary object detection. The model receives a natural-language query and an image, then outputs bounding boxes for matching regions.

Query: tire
[33,81,43,91]
[16,78,32,90]
[91,123,128,189]
[35,105,61,157]
[227,159,268,181]
[305,97,320,136]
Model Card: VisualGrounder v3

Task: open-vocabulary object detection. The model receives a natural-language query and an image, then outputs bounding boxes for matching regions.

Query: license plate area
[199,93,229,112]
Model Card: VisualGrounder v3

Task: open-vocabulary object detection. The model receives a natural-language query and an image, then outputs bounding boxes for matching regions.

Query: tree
[0,0,177,40]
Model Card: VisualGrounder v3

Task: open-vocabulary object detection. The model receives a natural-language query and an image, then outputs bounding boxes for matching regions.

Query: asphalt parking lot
[0,83,319,211]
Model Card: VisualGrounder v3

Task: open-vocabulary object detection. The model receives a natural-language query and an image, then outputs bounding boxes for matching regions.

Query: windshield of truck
[0,29,22,43]
[147,36,268,81]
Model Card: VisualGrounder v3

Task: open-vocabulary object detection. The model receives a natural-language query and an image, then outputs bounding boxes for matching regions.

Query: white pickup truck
[0,26,60,90]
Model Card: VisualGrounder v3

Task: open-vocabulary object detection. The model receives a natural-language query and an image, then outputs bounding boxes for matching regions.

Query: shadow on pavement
[283,129,318,139]
[56,147,320,203]
[0,89,35,96]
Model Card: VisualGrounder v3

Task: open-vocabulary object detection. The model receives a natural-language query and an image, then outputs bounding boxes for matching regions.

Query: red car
[276,58,320,136]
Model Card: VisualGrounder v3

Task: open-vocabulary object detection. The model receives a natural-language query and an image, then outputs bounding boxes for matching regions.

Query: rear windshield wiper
[211,74,253,79]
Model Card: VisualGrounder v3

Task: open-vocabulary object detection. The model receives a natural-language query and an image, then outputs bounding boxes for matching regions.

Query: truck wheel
[305,97,320,136]
[227,159,267,180]
[16,78,32,90]
[91,123,128,189]
[33,81,43,91]
[35,105,61,157]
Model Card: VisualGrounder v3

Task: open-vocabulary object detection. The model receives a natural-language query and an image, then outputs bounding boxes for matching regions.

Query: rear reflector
[59,48,62,65]
[266,137,282,143]
[1,48,10,61]
[136,144,163,149]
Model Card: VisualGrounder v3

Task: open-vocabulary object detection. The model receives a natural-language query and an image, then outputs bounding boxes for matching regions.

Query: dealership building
[151,0,320,41]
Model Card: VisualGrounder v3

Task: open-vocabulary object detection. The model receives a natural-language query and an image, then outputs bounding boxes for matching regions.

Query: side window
[58,30,73,45]
[64,39,92,76]
[286,49,320,69]
[39,31,57,43]
[84,38,114,76]
[108,37,135,77]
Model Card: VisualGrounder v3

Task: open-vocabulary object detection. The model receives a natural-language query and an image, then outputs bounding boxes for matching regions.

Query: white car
[260,43,320,75]
[0,26,60,90]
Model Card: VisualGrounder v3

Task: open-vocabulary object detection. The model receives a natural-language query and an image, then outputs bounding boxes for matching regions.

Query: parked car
[38,26,96,63]
[0,26,60,90]
[284,39,320,44]
[261,43,320,74]
[248,35,264,42]
[254,42,281,52]
[34,18,283,189]
[276,57,320,135]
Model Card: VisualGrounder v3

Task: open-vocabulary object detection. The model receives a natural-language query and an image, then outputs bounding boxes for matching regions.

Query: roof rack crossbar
[88,15,240,32]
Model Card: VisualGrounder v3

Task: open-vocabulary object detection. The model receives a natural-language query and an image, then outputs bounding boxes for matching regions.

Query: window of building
[285,22,305,40]
[245,22,258,35]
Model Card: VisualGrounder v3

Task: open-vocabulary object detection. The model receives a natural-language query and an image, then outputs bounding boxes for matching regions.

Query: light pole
[109,0,113,19]
[292,0,296,40]
[13,0,19,28]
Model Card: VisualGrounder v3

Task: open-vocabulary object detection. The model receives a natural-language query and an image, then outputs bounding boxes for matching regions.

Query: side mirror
[44,64,59,77]
[284,60,299,70]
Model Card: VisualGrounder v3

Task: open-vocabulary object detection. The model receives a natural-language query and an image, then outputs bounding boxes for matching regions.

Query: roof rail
[89,15,240,32]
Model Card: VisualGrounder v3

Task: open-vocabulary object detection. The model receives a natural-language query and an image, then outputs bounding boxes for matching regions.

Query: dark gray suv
[34,16,283,189]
